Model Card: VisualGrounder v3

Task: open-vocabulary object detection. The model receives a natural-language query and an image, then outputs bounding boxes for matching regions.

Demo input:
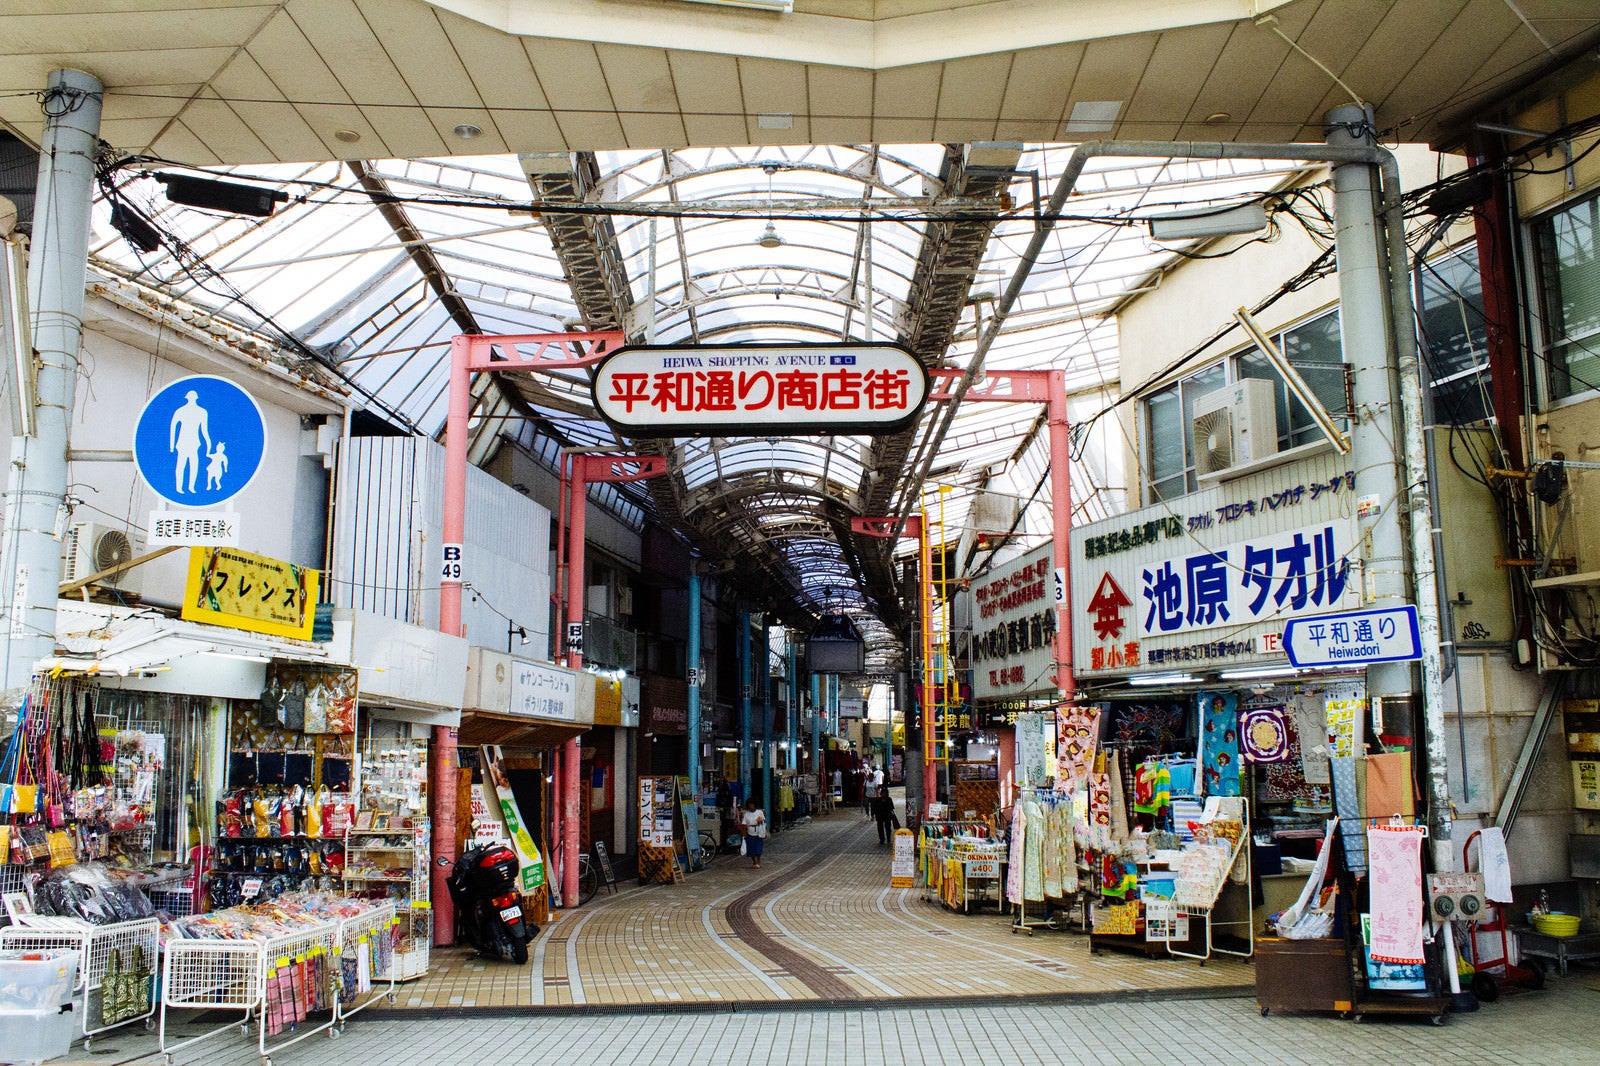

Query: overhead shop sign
[1071,450,1360,677]
[181,545,319,640]
[592,343,929,436]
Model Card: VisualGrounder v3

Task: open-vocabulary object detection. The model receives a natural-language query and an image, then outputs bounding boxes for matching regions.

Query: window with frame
[1533,192,1600,403]
[1142,309,1347,502]
[1417,245,1493,424]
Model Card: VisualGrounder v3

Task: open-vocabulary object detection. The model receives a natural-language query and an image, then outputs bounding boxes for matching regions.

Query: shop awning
[457,711,586,750]
[40,600,334,698]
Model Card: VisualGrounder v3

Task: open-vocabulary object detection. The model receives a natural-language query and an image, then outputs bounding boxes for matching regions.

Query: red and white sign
[969,543,1057,701]
[592,344,928,436]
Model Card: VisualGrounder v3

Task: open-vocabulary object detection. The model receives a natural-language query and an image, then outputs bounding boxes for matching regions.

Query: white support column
[2,69,102,689]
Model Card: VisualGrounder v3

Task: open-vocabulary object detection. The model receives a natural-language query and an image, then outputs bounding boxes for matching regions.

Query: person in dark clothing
[871,786,896,845]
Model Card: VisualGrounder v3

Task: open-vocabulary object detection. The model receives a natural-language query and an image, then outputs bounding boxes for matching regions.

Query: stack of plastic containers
[0,950,78,1065]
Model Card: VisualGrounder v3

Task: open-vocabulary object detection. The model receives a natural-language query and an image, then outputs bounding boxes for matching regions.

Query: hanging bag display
[47,828,76,867]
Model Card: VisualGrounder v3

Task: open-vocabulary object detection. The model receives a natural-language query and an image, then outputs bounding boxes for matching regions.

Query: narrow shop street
[389,801,1250,1009]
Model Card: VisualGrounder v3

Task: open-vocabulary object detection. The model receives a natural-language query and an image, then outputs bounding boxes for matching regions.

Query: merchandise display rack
[0,915,160,1046]
[158,900,396,1066]
[923,840,1006,913]
[342,821,430,981]
[1167,798,1253,962]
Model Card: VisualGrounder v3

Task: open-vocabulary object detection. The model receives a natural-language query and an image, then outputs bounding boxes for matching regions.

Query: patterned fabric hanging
[1055,704,1102,794]
[1199,691,1241,796]
[1240,704,1290,763]
[1022,797,1045,902]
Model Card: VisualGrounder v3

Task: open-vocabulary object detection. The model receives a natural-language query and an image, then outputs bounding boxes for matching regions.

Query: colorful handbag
[47,829,76,867]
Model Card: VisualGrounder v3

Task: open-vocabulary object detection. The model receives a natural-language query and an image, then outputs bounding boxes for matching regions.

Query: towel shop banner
[1071,464,1359,677]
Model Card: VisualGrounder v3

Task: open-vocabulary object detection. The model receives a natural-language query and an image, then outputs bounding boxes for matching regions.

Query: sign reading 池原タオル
[1070,450,1362,677]
[591,343,928,436]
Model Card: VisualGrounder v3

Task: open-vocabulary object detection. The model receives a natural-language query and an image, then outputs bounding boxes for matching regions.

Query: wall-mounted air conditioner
[1191,379,1278,479]
[63,521,145,596]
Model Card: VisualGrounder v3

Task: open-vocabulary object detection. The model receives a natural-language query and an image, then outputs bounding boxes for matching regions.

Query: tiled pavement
[59,802,1600,1063]
[397,801,1252,1010]
[91,961,1599,1065]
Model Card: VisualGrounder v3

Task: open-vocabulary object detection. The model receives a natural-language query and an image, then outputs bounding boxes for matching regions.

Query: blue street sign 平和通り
[1282,605,1422,668]
[132,376,267,507]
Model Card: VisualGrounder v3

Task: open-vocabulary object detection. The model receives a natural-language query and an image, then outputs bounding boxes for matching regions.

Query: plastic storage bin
[0,952,78,1013]
[0,1004,76,1064]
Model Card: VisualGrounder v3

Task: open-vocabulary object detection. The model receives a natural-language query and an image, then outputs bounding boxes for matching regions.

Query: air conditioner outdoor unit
[1191,378,1278,478]
[64,521,145,595]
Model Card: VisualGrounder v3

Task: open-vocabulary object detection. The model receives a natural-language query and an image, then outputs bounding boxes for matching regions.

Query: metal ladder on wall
[921,487,955,772]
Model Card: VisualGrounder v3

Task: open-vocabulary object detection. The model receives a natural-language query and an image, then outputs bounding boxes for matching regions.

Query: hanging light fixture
[755,163,783,249]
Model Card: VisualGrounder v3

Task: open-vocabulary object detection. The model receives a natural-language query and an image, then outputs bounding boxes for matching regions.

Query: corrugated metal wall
[334,436,551,652]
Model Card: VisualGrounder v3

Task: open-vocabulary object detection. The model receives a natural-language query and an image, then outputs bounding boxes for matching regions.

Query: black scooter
[447,842,533,964]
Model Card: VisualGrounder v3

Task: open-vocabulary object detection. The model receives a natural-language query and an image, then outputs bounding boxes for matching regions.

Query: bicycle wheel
[697,831,719,867]
[578,858,600,904]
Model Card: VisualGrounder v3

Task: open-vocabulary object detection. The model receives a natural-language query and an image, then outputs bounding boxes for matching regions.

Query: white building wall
[335,435,551,656]
[0,286,344,610]
[1105,144,1566,887]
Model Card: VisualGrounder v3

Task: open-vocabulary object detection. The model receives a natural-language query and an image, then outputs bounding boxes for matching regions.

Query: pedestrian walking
[739,798,767,869]
[871,785,897,845]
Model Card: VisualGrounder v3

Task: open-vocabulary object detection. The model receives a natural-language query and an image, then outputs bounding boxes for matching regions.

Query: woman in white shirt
[739,799,767,869]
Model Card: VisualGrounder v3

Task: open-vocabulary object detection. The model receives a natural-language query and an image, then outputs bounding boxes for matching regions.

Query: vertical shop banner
[181,546,319,639]
[481,753,545,892]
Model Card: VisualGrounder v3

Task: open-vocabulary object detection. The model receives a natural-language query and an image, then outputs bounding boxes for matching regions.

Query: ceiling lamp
[757,221,785,249]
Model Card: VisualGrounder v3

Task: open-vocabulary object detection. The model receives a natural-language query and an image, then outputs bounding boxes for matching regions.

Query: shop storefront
[459,648,594,912]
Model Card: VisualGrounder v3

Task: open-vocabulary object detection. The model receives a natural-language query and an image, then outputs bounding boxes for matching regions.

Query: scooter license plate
[499,905,522,921]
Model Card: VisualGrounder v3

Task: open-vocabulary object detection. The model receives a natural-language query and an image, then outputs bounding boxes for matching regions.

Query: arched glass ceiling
[88,141,1322,670]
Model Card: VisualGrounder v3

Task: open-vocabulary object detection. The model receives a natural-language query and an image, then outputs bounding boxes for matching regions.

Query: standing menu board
[637,775,680,884]
[639,775,675,847]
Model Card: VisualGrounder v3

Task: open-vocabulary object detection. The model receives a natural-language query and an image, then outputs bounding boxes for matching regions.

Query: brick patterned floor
[385,800,1251,1011]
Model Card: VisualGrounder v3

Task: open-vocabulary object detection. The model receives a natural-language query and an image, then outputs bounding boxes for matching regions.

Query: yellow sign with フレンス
[181,546,319,640]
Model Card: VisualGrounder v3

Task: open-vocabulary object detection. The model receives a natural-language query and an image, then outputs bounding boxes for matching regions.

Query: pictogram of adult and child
[169,389,229,495]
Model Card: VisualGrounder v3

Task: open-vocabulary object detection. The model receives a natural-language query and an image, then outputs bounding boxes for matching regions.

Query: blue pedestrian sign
[132,375,267,507]
[1283,605,1422,668]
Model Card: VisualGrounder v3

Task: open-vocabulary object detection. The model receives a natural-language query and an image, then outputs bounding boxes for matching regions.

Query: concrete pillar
[2,69,102,689]
[738,609,751,796]
[1328,104,1414,705]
